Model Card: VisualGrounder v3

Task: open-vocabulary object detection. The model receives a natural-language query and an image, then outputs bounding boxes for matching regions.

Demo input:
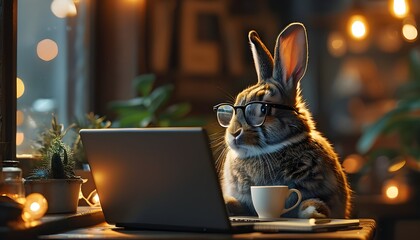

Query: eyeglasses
[213,101,297,127]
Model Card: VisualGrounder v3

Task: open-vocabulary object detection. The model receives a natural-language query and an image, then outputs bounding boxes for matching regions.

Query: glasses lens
[245,103,267,126]
[216,105,234,127]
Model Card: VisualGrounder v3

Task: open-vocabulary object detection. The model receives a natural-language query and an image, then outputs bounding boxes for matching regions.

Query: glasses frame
[213,101,298,127]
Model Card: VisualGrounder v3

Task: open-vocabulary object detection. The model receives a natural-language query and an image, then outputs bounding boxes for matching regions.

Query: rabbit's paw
[298,199,330,218]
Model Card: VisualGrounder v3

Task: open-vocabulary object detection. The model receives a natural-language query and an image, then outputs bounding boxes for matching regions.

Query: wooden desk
[40,219,376,240]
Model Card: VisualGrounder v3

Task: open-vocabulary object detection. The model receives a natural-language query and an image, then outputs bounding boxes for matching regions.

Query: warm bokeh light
[342,154,364,174]
[382,179,410,203]
[51,0,69,18]
[390,0,409,18]
[125,0,146,4]
[16,132,24,146]
[348,15,368,40]
[51,0,77,18]
[327,32,347,57]
[22,193,48,222]
[388,160,406,172]
[402,23,418,42]
[37,39,59,61]
[386,185,399,199]
[17,77,25,98]
[67,1,77,17]
[30,202,41,212]
[16,110,24,126]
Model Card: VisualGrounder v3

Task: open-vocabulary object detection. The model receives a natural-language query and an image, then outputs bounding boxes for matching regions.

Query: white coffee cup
[251,185,302,218]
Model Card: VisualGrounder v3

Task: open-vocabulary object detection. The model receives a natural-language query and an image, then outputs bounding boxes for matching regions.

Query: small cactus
[28,115,79,180]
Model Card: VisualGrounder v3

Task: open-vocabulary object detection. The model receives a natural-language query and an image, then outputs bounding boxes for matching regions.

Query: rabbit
[214,23,351,218]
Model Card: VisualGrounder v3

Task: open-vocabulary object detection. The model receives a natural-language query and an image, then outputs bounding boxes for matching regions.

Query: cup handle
[281,188,302,215]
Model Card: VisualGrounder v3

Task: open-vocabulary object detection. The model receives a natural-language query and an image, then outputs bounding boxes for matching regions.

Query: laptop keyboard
[230,216,283,223]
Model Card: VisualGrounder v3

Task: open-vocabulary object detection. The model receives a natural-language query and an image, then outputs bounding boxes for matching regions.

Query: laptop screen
[80,127,232,232]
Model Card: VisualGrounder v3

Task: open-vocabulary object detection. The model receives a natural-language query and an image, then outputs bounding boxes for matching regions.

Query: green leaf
[108,97,147,110]
[148,85,174,112]
[160,103,191,120]
[133,74,155,97]
[382,116,420,135]
[396,81,420,100]
[118,110,153,127]
[357,111,397,154]
[357,99,420,154]
[139,116,153,127]
[409,50,420,82]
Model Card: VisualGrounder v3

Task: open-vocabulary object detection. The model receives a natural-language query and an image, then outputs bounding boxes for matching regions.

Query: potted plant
[356,49,420,200]
[357,49,420,166]
[25,115,83,214]
[108,73,206,127]
[72,112,112,170]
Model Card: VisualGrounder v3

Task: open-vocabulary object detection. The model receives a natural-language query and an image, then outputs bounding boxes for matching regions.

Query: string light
[22,193,48,222]
[79,189,101,207]
[390,0,410,19]
[92,193,100,205]
[348,15,369,40]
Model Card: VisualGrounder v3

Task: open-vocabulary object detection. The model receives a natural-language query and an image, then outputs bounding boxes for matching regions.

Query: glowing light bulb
[348,15,368,40]
[390,0,409,18]
[352,21,366,37]
[30,202,41,212]
[22,193,48,222]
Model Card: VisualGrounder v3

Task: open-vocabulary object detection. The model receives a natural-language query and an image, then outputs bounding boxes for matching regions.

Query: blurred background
[10,0,420,239]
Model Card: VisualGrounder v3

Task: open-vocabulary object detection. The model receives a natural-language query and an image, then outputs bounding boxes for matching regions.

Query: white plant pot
[24,178,83,214]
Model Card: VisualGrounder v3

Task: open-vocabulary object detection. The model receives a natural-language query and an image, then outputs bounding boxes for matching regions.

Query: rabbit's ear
[249,30,273,82]
[273,23,308,90]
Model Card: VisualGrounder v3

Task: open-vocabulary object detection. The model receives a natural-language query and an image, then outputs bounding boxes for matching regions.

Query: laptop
[79,127,359,233]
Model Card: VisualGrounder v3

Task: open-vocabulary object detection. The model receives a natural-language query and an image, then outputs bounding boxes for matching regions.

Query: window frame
[0,0,17,161]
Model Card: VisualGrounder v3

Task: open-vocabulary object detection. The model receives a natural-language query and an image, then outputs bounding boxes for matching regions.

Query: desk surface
[40,219,376,240]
